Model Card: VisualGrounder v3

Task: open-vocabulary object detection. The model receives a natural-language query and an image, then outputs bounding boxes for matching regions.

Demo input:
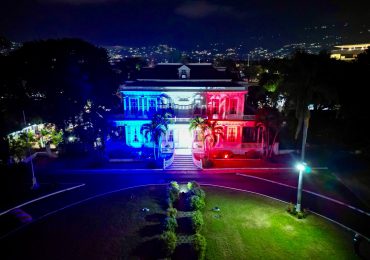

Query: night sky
[1,0,370,49]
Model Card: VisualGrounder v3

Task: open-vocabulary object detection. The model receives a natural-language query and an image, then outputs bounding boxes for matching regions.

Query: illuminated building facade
[108,63,265,159]
[330,43,370,61]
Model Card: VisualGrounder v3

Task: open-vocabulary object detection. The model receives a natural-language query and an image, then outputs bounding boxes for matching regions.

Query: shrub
[167,182,180,204]
[193,233,207,260]
[191,210,204,233]
[160,231,177,256]
[190,195,205,211]
[287,203,309,219]
[190,187,205,200]
[163,216,178,232]
[167,207,177,218]
[170,181,180,190]
[298,208,309,219]
[245,150,261,159]
[202,158,213,168]
[166,197,173,208]
[286,203,297,215]
[187,181,200,190]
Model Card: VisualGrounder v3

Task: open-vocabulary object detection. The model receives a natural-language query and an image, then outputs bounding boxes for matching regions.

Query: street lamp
[295,162,309,212]
[23,110,39,190]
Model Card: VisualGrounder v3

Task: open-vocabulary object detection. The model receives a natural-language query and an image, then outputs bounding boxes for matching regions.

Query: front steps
[167,154,198,170]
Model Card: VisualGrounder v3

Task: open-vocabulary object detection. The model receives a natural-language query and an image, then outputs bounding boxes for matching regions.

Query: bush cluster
[188,183,206,211]
[160,230,177,256]
[190,195,206,211]
[162,181,208,258]
[187,181,200,190]
[166,207,177,218]
[202,158,213,168]
[163,216,178,232]
[191,187,205,200]
[193,233,207,260]
[191,210,204,233]
[286,203,309,219]
[167,181,180,206]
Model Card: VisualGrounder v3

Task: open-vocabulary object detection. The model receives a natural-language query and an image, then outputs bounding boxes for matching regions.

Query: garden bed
[1,185,368,259]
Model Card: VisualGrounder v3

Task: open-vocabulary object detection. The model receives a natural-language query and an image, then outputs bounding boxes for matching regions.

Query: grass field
[1,185,366,259]
[202,186,360,259]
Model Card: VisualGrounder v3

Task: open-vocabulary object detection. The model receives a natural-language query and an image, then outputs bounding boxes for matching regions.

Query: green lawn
[202,186,359,259]
[1,185,364,259]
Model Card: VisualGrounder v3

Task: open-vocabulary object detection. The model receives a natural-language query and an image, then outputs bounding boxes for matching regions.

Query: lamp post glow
[295,162,307,212]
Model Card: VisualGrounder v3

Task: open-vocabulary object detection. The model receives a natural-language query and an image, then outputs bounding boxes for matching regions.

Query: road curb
[236,173,370,217]
[0,183,86,217]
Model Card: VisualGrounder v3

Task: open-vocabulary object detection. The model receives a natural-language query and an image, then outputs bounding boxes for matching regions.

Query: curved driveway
[1,169,369,240]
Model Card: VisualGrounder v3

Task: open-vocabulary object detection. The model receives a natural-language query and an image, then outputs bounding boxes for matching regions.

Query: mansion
[107,63,270,167]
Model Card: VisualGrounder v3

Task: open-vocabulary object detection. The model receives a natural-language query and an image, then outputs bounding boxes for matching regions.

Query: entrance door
[173,124,193,154]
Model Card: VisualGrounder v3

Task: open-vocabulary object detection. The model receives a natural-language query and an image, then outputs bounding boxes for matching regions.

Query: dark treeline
[0,38,127,162]
[247,49,370,155]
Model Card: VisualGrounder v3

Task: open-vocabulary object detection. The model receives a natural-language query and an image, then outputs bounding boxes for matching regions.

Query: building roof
[125,80,242,87]
[333,43,370,50]
[330,43,370,61]
[137,63,234,80]
[120,63,248,91]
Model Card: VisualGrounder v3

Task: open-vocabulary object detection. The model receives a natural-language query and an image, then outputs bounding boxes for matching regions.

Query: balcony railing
[192,154,203,169]
[208,114,256,120]
[163,152,175,169]
[241,143,263,149]
[225,114,256,120]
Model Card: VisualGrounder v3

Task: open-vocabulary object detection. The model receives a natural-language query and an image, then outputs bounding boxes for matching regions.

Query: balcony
[171,117,192,123]
[208,114,256,121]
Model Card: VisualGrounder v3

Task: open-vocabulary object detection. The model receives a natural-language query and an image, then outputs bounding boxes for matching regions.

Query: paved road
[1,168,369,240]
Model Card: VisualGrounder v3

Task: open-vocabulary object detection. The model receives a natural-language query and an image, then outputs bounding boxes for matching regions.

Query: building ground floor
[106,120,274,160]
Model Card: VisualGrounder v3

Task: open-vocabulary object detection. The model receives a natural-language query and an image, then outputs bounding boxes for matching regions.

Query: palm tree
[140,112,172,160]
[281,51,336,161]
[255,107,284,157]
[189,116,206,146]
[203,119,224,158]
[189,117,224,158]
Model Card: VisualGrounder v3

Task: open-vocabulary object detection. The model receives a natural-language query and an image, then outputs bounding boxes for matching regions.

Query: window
[149,99,156,111]
[230,99,237,114]
[242,127,256,142]
[133,129,139,142]
[142,98,147,111]
[168,130,174,142]
[227,127,237,142]
[212,99,219,114]
[130,98,138,114]
[138,98,143,112]
[181,70,187,79]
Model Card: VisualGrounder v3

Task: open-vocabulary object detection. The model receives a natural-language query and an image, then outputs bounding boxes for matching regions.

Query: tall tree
[0,38,119,149]
[255,107,284,157]
[280,51,337,160]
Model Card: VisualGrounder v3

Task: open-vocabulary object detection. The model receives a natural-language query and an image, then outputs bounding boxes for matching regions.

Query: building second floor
[118,90,254,121]
[113,62,256,121]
